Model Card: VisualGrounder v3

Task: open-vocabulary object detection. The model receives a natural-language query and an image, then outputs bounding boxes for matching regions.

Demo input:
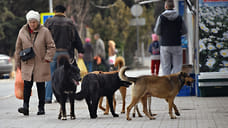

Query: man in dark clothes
[44,5,84,103]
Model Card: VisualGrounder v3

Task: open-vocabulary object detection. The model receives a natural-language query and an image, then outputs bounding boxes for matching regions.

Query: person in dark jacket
[149,34,160,76]
[83,38,93,72]
[44,5,84,103]
[154,0,187,75]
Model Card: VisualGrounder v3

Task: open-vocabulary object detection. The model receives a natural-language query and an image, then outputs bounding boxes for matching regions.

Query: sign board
[130,18,145,26]
[40,13,55,25]
[131,4,143,17]
[198,0,228,73]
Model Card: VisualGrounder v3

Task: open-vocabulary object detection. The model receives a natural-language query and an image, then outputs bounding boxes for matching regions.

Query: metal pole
[136,16,139,57]
[195,0,199,74]
[49,0,53,13]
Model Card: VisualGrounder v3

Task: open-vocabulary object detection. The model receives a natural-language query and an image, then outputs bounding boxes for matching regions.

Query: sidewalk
[0,70,228,128]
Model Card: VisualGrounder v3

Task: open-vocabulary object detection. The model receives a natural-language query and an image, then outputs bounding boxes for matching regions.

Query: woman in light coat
[15,10,56,116]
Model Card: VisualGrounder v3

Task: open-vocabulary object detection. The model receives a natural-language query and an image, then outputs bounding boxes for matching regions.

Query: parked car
[0,54,13,76]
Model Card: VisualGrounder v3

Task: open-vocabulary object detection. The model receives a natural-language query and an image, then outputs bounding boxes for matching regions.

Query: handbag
[19,47,35,61]
[15,68,24,99]
[19,32,38,61]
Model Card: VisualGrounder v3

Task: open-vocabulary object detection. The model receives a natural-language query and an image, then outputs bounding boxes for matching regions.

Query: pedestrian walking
[154,0,187,75]
[93,33,109,71]
[15,10,56,116]
[149,34,160,76]
[44,5,84,103]
[83,37,93,72]
[94,33,106,59]
[108,40,117,70]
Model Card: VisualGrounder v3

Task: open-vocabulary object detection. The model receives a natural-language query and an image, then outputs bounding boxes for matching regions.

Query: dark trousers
[23,80,45,110]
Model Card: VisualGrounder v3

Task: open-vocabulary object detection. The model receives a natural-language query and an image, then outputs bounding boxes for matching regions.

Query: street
[0,69,228,128]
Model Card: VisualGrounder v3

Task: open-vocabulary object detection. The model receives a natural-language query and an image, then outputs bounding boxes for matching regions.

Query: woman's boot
[37,82,45,115]
[18,103,29,115]
[18,80,32,116]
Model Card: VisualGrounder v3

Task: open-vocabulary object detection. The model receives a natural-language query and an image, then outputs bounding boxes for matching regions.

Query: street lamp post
[49,0,53,13]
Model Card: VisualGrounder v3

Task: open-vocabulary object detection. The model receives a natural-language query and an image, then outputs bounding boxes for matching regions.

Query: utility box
[197,73,228,97]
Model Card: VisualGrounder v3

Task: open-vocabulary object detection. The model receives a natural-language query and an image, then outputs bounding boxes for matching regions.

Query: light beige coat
[15,24,56,82]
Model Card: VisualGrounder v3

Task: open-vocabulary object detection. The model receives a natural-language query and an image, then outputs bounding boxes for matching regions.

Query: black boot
[37,82,45,115]
[18,103,29,116]
[19,80,32,116]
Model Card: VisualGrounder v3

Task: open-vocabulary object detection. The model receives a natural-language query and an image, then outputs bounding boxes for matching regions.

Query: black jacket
[44,14,84,57]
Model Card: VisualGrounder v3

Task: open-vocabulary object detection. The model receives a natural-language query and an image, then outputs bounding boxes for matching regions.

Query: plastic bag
[15,68,24,99]
[77,58,88,78]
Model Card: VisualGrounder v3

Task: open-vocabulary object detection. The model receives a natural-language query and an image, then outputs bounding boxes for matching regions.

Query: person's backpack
[152,41,160,55]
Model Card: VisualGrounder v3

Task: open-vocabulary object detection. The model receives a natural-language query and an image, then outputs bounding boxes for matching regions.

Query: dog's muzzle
[72,79,81,85]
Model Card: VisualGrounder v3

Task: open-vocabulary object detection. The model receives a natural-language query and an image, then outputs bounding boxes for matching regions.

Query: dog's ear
[180,72,188,77]
[64,60,70,70]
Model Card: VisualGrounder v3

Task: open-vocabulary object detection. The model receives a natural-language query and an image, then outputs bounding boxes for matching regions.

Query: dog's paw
[104,112,109,115]
[61,116,67,120]
[175,112,180,116]
[149,117,156,120]
[132,113,136,117]
[113,113,119,117]
[138,114,143,117]
[70,115,76,120]
[90,115,97,119]
[58,115,61,120]
[171,116,177,119]
[121,111,125,114]
[127,117,132,121]
[150,113,157,116]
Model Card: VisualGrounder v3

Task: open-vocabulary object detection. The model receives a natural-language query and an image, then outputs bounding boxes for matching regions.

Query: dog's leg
[58,107,62,119]
[91,96,99,118]
[132,105,136,117]
[86,97,96,119]
[141,95,155,120]
[60,98,67,120]
[173,102,180,116]
[113,94,116,112]
[69,94,76,120]
[98,97,106,112]
[167,98,176,119]
[104,94,116,115]
[126,97,140,120]
[107,95,119,117]
[104,97,110,115]
[119,87,126,114]
[133,104,143,117]
[148,96,157,116]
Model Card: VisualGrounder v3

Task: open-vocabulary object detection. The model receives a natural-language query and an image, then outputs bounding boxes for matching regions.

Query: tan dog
[132,64,194,118]
[119,66,194,120]
[92,56,127,114]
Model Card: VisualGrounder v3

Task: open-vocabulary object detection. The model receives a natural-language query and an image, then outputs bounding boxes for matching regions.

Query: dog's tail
[114,56,125,70]
[119,66,137,82]
[75,75,89,100]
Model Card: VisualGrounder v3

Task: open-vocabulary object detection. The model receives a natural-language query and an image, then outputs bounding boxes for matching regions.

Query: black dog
[75,72,131,119]
[52,55,81,120]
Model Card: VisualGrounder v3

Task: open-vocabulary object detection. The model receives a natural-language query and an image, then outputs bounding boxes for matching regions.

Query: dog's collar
[178,74,185,86]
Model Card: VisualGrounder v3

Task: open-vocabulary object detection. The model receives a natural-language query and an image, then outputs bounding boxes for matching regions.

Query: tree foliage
[0,0,162,66]
[0,0,48,55]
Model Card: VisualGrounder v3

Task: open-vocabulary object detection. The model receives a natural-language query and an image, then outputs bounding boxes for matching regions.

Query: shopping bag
[77,58,88,79]
[14,68,24,99]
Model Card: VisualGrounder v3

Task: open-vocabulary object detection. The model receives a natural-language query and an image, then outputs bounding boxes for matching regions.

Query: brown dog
[92,56,127,114]
[132,64,194,118]
[119,66,194,120]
